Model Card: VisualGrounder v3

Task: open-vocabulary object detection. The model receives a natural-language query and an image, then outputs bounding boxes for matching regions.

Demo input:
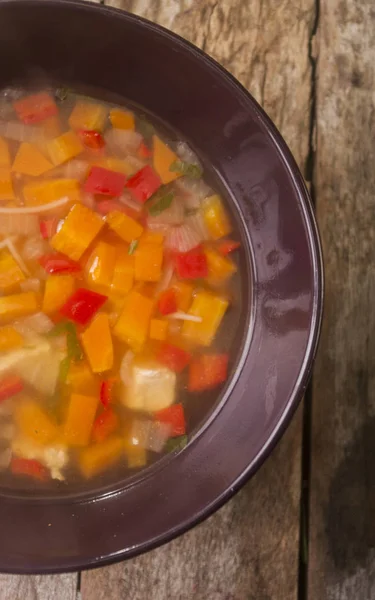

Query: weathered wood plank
[0,574,77,600]
[82,1,315,598]
[309,2,375,599]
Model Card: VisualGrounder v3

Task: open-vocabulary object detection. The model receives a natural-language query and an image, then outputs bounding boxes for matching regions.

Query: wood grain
[0,574,77,600]
[308,1,375,599]
[81,1,315,598]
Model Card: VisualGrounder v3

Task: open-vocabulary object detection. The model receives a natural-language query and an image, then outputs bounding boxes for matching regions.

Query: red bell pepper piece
[100,379,115,407]
[138,141,152,159]
[13,92,58,124]
[39,252,82,275]
[11,457,48,481]
[40,218,59,240]
[78,129,105,150]
[0,375,24,403]
[158,288,177,316]
[125,165,161,203]
[175,246,208,279]
[84,166,126,197]
[155,403,186,437]
[217,239,241,256]
[188,354,229,392]
[60,288,107,326]
[92,408,119,443]
[157,343,191,373]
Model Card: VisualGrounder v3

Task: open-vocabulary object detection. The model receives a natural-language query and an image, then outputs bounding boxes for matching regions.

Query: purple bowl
[0,0,323,573]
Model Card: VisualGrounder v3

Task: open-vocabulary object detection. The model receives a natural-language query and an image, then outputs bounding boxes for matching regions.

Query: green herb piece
[55,87,71,102]
[137,116,155,140]
[170,160,203,179]
[148,191,174,216]
[59,356,71,384]
[128,240,139,255]
[49,321,83,362]
[165,435,188,453]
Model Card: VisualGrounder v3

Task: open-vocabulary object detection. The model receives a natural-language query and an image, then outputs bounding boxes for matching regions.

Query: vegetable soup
[0,87,241,487]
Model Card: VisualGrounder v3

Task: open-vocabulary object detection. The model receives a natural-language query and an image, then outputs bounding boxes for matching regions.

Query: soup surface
[0,88,241,486]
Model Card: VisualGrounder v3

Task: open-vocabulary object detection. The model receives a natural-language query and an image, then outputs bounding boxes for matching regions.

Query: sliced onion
[154,262,174,295]
[147,197,184,227]
[0,448,11,470]
[175,141,200,166]
[120,350,134,387]
[0,238,30,275]
[0,120,42,143]
[22,236,46,261]
[131,419,171,453]
[62,159,89,181]
[20,278,41,293]
[165,223,203,253]
[15,312,55,335]
[168,312,203,323]
[119,193,142,213]
[185,211,208,240]
[125,155,146,171]
[0,196,70,215]
[0,213,39,236]
[175,178,211,208]
[147,222,171,234]
[105,129,142,156]
[81,192,96,210]
[0,423,14,442]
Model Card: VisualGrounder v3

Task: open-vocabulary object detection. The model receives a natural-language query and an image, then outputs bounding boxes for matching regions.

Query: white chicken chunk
[123,360,176,412]
[12,436,68,481]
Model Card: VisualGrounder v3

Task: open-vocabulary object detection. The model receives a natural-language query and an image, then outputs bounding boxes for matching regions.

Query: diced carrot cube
[0,137,10,167]
[42,275,76,314]
[106,211,143,243]
[134,243,163,282]
[51,203,104,260]
[138,231,164,247]
[14,398,59,445]
[202,195,232,240]
[66,360,97,393]
[172,281,193,312]
[111,253,134,295]
[47,131,83,166]
[69,101,107,132]
[0,326,23,351]
[12,142,53,177]
[79,436,123,478]
[149,318,168,341]
[23,178,81,206]
[39,116,62,139]
[181,290,229,346]
[113,290,153,351]
[0,248,25,291]
[0,168,15,201]
[152,135,181,184]
[0,292,39,323]
[109,109,135,130]
[63,393,99,446]
[81,313,113,373]
[85,241,117,290]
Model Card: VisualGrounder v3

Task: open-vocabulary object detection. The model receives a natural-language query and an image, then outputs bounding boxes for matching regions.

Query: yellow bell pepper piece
[172,281,193,312]
[0,168,15,201]
[66,360,97,393]
[152,135,180,184]
[106,211,143,244]
[93,157,137,177]
[80,436,123,478]
[109,108,135,130]
[23,178,81,206]
[12,142,53,177]
[15,398,59,445]
[42,275,76,314]
[134,243,163,282]
[85,241,117,290]
[149,318,168,341]
[69,101,107,132]
[47,131,83,166]
[0,248,25,291]
[202,195,232,240]
[113,290,153,351]
[51,203,104,261]
[0,292,39,323]
[63,393,99,446]
[182,290,229,346]
[0,137,11,167]
[111,253,134,296]
[138,231,164,247]
[205,248,237,286]
[0,326,23,352]
[81,313,113,373]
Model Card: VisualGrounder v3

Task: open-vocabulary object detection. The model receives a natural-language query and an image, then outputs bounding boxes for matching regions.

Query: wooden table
[1,0,373,598]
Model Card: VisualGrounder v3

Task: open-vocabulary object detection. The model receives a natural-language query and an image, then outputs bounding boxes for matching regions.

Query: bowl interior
[0,0,322,573]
